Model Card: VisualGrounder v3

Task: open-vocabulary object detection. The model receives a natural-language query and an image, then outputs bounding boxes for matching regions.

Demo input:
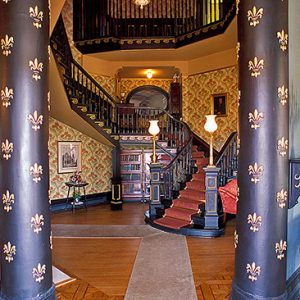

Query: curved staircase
[154,147,208,230]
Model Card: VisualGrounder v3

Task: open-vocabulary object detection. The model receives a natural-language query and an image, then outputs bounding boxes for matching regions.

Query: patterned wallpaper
[120,78,172,100]
[90,73,116,99]
[49,118,113,201]
[182,66,238,151]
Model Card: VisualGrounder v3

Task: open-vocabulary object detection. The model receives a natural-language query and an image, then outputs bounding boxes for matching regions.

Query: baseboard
[50,192,110,212]
[287,266,300,300]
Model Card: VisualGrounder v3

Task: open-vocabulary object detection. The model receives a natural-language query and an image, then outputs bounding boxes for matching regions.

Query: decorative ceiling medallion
[277,30,288,51]
[1,87,14,108]
[2,190,14,212]
[3,242,16,263]
[28,111,43,131]
[29,163,43,183]
[248,163,264,184]
[31,214,44,234]
[32,263,46,283]
[29,6,43,28]
[247,213,262,232]
[246,262,261,282]
[278,85,288,106]
[247,6,264,27]
[248,57,264,78]
[276,189,288,208]
[248,109,264,130]
[277,137,288,157]
[29,58,43,81]
[1,34,14,56]
[1,139,13,160]
[234,230,238,248]
[275,240,287,260]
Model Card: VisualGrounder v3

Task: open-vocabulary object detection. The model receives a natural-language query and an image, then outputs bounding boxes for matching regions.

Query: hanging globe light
[133,0,151,9]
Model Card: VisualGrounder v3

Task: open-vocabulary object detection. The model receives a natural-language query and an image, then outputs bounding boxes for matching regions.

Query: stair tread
[154,216,190,230]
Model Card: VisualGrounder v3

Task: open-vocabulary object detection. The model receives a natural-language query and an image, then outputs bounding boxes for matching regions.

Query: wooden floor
[52,203,236,299]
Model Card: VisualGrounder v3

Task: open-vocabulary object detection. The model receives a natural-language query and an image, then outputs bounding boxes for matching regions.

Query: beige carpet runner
[154,148,208,229]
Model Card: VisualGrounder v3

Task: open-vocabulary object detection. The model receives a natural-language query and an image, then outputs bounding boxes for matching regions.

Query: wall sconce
[146,70,153,79]
[204,115,218,167]
[148,120,160,163]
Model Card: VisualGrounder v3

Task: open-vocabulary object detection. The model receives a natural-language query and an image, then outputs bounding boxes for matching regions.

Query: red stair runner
[154,149,208,230]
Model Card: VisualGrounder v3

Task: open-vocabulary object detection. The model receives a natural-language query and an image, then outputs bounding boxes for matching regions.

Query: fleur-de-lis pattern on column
[1,139,13,160]
[236,0,240,15]
[248,57,264,78]
[32,263,46,283]
[248,109,264,130]
[277,30,288,51]
[1,87,14,108]
[232,1,288,298]
[234,230,238,248]
[278,85,288,106]
[31,214,45,234]
[29,58,43,81]
[28,111,43,131]
[0,1,54,298]
[277,137,288,157]
[29,6,44,29]
[3,242,16,263]
[1,35,14,56]
[247,213,262,232]
[247,7,264,27]
[29,163,43,183]
[2,190,14,212]
[275,240,287,260]
[246,262,261,282]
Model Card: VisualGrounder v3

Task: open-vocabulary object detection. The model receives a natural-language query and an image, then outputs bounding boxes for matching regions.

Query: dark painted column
[0,1,55,299]
[232,1,289,299]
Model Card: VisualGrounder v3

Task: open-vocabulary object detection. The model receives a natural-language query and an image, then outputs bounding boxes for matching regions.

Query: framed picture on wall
[58,141,82,173]
[211,93,227,117]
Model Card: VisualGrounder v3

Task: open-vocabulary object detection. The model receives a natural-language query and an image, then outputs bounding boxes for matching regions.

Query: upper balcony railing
[73,0,236,53]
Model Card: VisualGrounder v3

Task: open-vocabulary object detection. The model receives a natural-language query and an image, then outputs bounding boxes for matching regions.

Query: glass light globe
[148,120,160,136]
[204,115,218,133]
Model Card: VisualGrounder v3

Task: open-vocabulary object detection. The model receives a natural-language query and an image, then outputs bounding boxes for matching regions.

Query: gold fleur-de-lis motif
[31,214,44,234]
[234,230,238,248]
[29,6,44,29]
[1,139,13,160]
[236,0,240,14]
[28,111,43,131]
[278,85,288,106]
[236,42,240,60]
[248,163,264,184]
[32,263,46,283]
[29,58,43,81]
[236,186,239,202]
[277,30,288,51]
[247,213,262,232]
[2,190,14,212]
[248,57,264,78]
[29,163,43,183]
[276,189,288,208]
[275,240,287,260]
[1,87,14,108]
[248,109,264,130]
[247,6,264,27]
[277,137,288,157]
[1,34,14,56]
[246,262,261,282]
[3,242,16,263]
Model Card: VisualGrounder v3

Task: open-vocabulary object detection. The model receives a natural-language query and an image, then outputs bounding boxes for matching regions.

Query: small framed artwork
[211,93,227,117]
[58,141,82,173]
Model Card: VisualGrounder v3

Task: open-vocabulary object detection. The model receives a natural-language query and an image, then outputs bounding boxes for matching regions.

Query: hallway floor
[51,203,235,299]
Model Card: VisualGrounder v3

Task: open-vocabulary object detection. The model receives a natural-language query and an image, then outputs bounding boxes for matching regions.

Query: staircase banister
[71,59,117,106]
[215,131,238,166]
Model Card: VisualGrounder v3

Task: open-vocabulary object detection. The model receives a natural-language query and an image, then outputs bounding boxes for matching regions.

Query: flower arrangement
[70,171,82,184]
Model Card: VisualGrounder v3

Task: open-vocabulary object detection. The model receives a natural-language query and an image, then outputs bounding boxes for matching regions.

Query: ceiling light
[133,0,151,9]
[146,70,153,79]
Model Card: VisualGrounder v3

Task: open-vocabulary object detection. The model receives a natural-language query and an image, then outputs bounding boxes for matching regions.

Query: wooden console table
[65,182,89,213]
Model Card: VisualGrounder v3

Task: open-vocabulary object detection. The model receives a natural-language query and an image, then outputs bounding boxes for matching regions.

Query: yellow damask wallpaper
[182,66,238,151]
[120,78,172,100]
[90,73,116,98]
[49,118,113,201]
